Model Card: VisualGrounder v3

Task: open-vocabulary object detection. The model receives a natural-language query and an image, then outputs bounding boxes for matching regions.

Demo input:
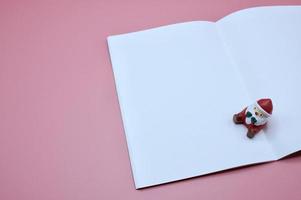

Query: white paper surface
[108,6,301,188]
[217,6,301,158]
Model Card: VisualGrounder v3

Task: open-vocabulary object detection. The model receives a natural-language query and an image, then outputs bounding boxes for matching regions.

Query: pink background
[1,0,301,199]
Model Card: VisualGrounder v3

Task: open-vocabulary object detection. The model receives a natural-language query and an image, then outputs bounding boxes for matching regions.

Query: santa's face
[245,104,268,126]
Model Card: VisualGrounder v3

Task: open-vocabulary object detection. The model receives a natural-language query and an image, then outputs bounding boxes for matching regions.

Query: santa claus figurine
[233,98,273,138]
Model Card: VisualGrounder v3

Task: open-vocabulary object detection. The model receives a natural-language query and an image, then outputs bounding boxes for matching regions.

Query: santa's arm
[236,107,247,118]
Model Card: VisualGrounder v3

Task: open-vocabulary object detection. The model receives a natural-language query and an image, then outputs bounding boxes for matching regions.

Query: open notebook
[107,6,301,189]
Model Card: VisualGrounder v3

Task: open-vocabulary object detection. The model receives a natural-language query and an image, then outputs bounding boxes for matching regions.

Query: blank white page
[108,21,275,188]
[217,6,301,158]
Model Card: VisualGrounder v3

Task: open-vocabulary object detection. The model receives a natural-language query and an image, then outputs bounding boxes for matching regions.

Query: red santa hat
[256,98,273,117]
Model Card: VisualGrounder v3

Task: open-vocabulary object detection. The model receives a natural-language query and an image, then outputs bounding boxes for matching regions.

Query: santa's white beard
[245,104,268,126]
